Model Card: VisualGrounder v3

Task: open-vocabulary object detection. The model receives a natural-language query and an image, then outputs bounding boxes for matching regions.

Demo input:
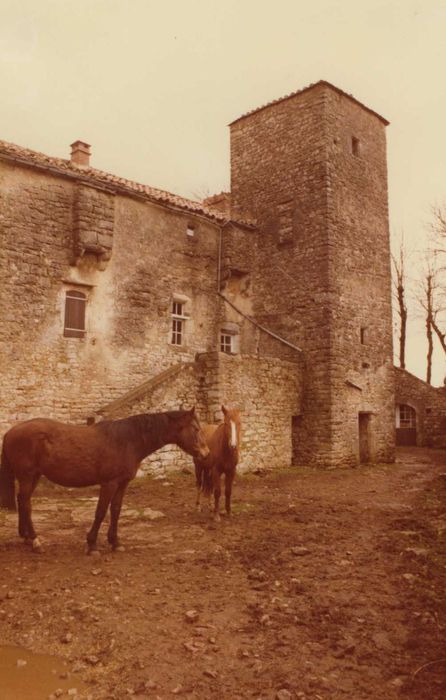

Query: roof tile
[0,139,256,228]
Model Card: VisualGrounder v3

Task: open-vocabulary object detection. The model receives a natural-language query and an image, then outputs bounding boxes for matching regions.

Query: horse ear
[189,405,196,416]
[221,405,227,416]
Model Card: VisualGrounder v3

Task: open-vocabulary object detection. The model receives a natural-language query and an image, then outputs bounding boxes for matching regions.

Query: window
[360,326,367,344]
[219,323,240,354]
[220,333,233,354]
[64,290,86,338]
[277,200,294,246]
[171,300,188,346]
[186,224,195,237]
[352,136,361,156]
[399,404,416,429]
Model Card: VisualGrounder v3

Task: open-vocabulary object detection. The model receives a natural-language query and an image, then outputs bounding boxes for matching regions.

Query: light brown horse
[0,408,209,553]
[194,405,241,521]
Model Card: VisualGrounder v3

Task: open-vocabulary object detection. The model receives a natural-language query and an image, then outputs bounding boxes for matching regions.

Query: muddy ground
[1,447,446,700]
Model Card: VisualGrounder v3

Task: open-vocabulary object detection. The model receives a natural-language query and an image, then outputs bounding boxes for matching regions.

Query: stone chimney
[70,141,91,167]
[203,192,231,217]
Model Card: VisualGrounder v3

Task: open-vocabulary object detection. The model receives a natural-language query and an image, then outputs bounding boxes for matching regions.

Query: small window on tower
[186,224,195,237]
[277,200,294,246]
[360,326,367,345]
[64,290,86,338]
[352,136,361,156]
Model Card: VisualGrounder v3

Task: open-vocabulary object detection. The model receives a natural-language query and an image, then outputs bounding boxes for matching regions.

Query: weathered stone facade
[395,368,446,448]
[0,81,400,471]
[230,81,395,466]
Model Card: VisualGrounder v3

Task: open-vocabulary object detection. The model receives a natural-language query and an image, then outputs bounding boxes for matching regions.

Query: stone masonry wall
[72,184,115,265]
[230,85,332,465]
[0,159,223,436]
[230,83,395,466]
[324,88,395,465]
[196,351,302,472]
[395,368,446,447]
[0,155,303,478]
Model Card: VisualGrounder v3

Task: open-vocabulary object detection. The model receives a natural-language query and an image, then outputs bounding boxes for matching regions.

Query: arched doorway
[396,404,417,446]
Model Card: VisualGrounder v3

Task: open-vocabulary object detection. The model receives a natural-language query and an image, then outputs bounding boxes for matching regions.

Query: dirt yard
[1,447,446,700]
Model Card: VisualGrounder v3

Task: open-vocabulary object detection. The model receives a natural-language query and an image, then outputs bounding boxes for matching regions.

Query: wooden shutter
[64,291,86,338]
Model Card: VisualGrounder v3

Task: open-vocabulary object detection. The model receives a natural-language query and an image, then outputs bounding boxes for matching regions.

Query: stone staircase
[91,361,194,420]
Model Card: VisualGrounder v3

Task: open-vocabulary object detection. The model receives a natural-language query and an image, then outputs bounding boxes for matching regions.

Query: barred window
[64,290,86,338]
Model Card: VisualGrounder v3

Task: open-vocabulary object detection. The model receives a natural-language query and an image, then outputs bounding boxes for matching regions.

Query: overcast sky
[1,0,445,385]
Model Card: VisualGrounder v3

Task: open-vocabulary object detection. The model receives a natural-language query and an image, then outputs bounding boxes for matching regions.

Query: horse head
[170,407,209,459]
[221,405,241,451]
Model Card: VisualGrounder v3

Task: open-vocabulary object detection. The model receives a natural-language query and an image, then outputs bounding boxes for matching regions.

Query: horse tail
[201,465,214,497]
[0,443,16,511]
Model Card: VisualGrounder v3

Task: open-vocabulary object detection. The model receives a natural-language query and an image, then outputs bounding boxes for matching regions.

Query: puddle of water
[0,645,86,700]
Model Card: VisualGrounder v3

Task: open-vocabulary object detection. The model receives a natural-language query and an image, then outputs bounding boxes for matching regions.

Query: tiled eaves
[229,80,390,127]
[0,139,257,230]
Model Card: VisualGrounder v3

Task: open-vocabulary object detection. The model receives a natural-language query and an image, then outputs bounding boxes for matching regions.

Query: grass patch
[231,501,256,514]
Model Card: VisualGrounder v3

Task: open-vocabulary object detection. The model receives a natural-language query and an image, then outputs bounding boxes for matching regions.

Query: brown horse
[194,405,241,521]
[0,407,209,553]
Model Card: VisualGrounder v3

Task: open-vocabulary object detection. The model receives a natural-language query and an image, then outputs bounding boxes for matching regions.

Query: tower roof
[229,80,389,127]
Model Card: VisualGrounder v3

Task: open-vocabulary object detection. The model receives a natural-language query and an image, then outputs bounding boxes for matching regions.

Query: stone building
[395,368,446,448]
[0,80,404,471]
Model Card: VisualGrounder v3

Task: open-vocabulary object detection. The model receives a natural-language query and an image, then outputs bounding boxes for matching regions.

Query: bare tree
[431,205,446,259]
[428,206,446,355]
[415,258,445,383]
[391,240,408,369]
[423,268,434,384]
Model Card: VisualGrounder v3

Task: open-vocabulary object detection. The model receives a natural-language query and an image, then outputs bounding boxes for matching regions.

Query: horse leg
[107,480,129,550]
[17,474,41,550]
[86,481,118,554]
[213,470,222,522]
[225,469,235,518]
[194,461,201,512]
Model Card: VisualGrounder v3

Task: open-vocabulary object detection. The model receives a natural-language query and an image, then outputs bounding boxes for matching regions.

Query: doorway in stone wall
[358,412,372,463]
[291,415,303,465]
[395,404,417,446]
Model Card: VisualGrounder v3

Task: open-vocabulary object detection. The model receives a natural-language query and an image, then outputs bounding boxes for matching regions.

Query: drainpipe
[216,221,302,354]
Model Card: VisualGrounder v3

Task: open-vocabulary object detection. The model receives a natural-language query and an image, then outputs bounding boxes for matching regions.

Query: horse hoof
[113,545,125,552]
[87,548,100,557]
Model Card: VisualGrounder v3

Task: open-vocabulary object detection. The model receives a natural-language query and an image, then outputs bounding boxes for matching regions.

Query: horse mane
[95,410,188,447]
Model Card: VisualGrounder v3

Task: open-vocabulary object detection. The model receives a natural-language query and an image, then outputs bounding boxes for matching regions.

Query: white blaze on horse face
[230,420,237,448]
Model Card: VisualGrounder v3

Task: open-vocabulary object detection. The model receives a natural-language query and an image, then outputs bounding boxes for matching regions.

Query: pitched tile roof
[229,80,389,127]
[0,139,256,228]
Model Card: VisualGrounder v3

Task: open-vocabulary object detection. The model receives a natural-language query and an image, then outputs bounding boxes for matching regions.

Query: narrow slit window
[360,326,367,345]
[277,200,294,246]
[64,290,86,338]
[352,136,361,156]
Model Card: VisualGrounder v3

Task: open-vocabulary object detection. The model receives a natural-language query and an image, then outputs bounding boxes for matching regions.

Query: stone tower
[230,81,395,466]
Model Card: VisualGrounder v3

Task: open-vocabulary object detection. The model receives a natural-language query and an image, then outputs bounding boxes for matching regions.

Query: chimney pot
[70,140,91,167]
